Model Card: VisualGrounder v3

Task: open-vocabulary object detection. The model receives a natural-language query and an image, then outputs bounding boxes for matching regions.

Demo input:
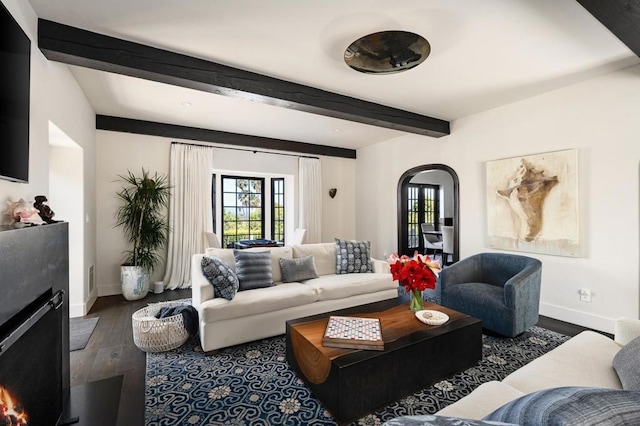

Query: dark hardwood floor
[70,288,192,426]
[70,291,607,426]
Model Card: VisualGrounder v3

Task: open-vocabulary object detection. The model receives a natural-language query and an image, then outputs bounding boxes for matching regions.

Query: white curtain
[298,157,322,243]
[163,144,214,289]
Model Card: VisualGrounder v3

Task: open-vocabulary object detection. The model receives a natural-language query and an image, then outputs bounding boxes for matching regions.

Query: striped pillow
[233,250,274,291]
[484,387,640,425]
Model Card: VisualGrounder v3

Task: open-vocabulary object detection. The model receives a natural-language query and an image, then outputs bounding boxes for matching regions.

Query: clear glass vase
[409,288,423,313]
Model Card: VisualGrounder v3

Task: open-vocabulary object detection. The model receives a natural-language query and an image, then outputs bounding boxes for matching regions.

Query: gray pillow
[335,238,372,274]
[483,386,640,425]
[233,249,274,291]
[279,255,318,283]
[201,256,239,300]
[613,335,640,390]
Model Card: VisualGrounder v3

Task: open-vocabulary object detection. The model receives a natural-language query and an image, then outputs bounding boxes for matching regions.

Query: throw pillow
[279,255,318,283]
[613,335,640,390]
[335,238,373,274]
[383,415,516,425]
[201,256,239,300]
[483,386,640,425]
[233,249,274,291]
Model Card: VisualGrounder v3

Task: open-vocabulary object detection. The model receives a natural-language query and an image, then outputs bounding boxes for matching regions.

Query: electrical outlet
[579,289,591,303]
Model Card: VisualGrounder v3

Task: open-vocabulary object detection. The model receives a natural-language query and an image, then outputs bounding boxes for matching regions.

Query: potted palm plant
[115,169,170,300]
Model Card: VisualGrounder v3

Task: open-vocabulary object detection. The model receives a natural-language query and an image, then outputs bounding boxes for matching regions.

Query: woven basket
[132,300,190,352]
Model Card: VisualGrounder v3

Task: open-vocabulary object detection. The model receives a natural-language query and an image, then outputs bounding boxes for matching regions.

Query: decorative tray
[415,310,449,326]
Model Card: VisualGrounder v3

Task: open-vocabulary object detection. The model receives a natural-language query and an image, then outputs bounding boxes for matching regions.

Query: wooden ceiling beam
[576,0,640,57]
[38,19,450,138]
[96,115,357,159]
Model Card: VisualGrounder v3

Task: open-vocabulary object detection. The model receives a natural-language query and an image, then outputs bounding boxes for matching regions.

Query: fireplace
[0,224,69,426]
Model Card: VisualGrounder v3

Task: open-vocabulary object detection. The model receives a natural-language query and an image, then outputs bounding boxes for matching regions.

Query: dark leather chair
[440,253,542,337]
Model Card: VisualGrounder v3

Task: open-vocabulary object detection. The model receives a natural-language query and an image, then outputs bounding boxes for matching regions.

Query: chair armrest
[191,254,215,308]
[503,265,542,309]
[371,258,390,274]
[615,317,640,346]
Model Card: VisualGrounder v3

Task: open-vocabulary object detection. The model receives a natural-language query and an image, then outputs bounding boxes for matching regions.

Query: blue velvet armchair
[440,253,542,337]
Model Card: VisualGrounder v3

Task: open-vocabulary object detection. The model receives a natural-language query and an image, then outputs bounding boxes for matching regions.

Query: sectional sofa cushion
[335,238,373,274]
[233,249,274,290]
[434,381,525,420]
[483,387,640,425]
[613,335,640,390]
[199,282,319,323]
[279,255,318,282]
[291,243,337,276]
[502,330,623,393]
[304,273,396,301]
[201,256,239,300]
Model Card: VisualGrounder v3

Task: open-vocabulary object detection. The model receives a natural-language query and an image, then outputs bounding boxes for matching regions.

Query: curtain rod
[170,141,319,160]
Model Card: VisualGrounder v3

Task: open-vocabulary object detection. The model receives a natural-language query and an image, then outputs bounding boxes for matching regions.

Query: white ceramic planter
[121,265,150,300]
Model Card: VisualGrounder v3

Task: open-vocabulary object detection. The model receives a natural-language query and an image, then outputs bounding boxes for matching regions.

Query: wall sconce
[329,188,337,198]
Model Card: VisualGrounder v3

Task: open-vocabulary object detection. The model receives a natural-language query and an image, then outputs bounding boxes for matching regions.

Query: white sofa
[435,317,640,420]
[191,243,397,352]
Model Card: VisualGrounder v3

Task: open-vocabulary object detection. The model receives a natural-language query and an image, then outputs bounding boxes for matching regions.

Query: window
[405,183,440,253]
[407,185,420,249]
[422,186,438,228]
[271,178,285,243]
[221,176,265,247]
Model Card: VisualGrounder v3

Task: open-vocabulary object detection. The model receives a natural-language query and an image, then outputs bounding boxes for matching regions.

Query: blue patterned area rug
[145,326,569,425]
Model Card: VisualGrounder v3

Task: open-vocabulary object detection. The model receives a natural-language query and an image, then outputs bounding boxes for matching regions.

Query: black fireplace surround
[0,224,69,425]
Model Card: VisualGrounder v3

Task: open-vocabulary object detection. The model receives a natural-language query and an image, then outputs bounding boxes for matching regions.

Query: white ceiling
[28,0,639,150]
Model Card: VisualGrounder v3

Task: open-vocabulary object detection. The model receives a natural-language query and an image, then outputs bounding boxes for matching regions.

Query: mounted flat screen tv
[0,3,30,183]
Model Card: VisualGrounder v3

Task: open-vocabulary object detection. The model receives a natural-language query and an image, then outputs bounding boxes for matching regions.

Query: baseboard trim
[69,293,98,318]
[540,302,615,334]
[98,284,122,297]
[69,303,85,318]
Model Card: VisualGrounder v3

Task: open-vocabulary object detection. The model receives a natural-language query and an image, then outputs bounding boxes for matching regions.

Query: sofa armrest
[371,258,390,274]
[615,317,640,346]
[191,254,215,308]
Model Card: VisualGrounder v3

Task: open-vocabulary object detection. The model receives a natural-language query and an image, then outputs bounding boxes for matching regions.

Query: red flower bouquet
[388,251,441,313]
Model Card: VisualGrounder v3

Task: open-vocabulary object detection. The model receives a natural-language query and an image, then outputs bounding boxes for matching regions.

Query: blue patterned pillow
[201,256,239,300]
[483,386,640,425]
[335,238,373,274]
[233,250,274,291]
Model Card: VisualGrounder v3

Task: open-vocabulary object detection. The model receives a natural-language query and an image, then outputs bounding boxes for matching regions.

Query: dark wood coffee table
[285,298,482,423]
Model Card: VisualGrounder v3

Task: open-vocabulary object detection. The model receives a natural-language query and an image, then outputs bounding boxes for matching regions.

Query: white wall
[0,0,96,316]
[95,131,356,296]
[356,64,640,334]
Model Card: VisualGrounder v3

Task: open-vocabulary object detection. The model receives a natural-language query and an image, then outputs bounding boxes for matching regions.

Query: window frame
[220,175,266,247]
[271,177,285,243]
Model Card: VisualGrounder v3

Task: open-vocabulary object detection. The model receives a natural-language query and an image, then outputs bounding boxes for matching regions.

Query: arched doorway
[397,164,460,264]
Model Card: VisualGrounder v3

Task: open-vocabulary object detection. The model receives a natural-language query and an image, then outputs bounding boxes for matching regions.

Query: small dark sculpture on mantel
[34,195,61,224]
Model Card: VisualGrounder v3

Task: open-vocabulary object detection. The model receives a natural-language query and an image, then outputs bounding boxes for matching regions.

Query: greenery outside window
[221,176,265,247]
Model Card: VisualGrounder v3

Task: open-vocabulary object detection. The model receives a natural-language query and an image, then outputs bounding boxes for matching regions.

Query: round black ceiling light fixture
[344,30,430,74]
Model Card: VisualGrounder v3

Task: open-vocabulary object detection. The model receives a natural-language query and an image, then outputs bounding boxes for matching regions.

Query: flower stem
[410,289,423,313]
